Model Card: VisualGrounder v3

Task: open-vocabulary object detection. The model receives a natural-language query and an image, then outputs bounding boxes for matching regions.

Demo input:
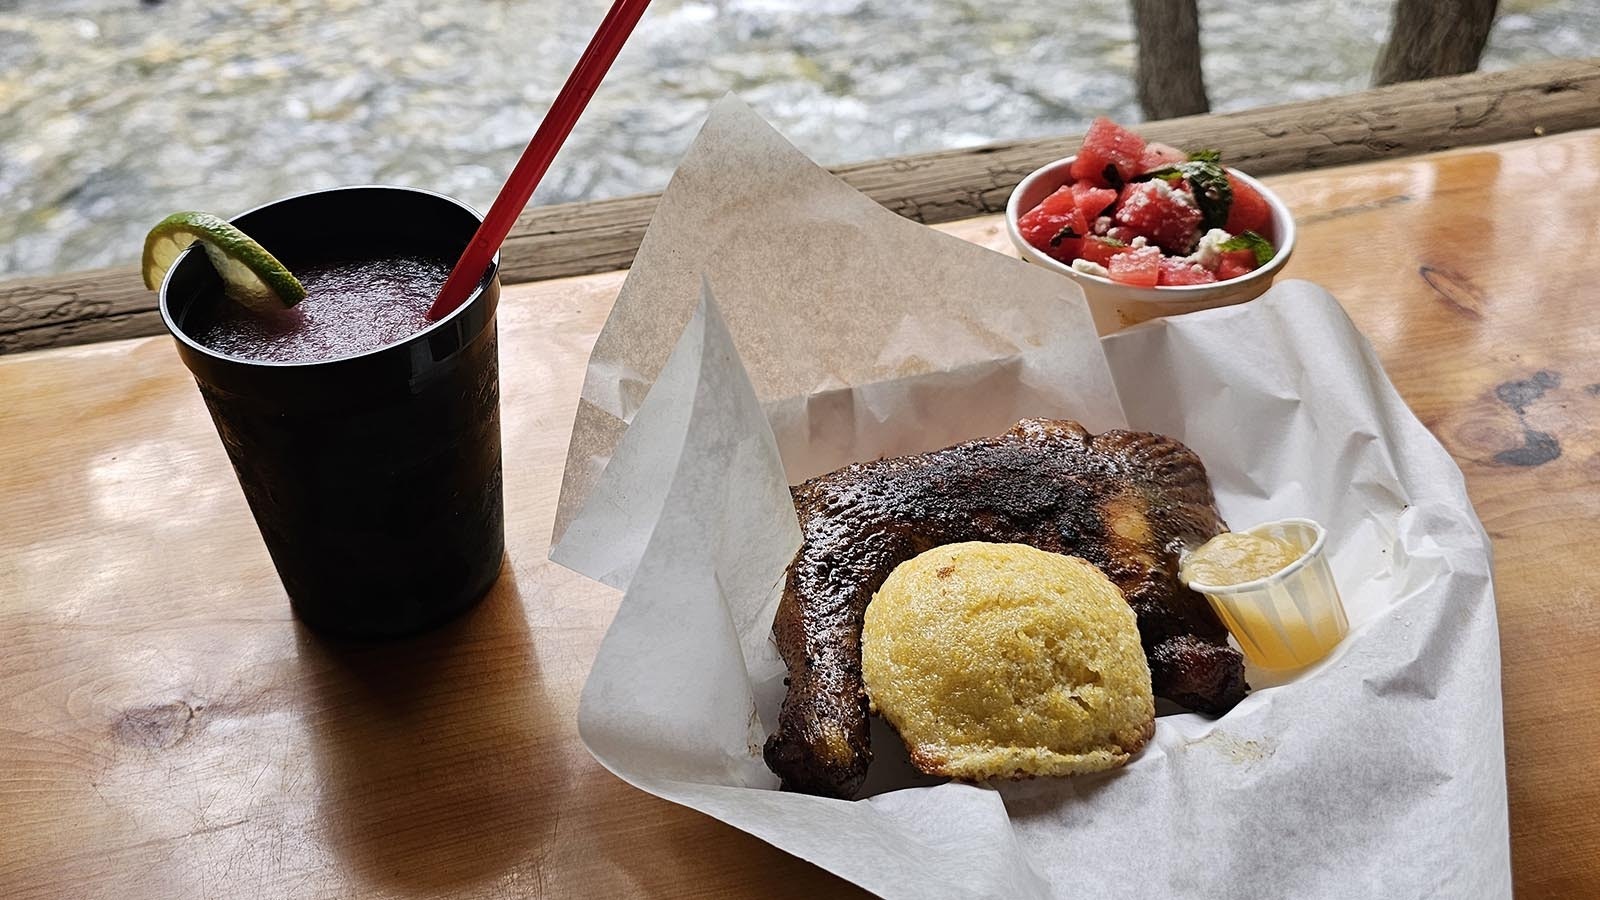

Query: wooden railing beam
[2,58,1597,356]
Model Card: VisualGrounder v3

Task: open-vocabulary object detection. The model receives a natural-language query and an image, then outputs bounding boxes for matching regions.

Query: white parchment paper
[550,96,1122,560]
[550,99,1509,899]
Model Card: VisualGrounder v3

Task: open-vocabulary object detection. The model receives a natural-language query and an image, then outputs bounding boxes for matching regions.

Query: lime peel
[142,211,307,312]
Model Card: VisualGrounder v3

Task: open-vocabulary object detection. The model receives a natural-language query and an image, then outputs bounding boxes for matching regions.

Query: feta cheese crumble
[1071,258,1110,278]
[1185,227,1233,270]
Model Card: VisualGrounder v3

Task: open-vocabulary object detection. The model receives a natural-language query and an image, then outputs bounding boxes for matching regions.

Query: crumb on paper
[749,707,766,758]
[1187,730,1278,764]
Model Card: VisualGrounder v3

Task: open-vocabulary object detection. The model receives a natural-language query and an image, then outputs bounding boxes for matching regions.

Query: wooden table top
[3,130,1597,899]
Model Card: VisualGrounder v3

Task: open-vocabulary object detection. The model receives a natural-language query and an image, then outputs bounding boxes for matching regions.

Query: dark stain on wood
[1496,370,1561,414]
[1490,370,1563,467]
[111,700,194,750]
[1495,429,1562,467]
[1585,383,1600,396]
[1420,266,1488,319]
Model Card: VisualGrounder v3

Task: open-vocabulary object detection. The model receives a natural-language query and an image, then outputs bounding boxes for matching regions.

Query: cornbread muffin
[862,542,1155,780]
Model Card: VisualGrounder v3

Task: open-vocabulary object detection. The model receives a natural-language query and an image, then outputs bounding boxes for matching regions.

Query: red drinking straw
[428,0,655,321]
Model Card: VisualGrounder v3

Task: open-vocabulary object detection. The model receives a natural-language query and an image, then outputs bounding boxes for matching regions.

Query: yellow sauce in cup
[1180,531,1304,586]
[1181,524,1348,670]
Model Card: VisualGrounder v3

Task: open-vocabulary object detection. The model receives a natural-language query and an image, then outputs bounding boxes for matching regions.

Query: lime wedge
[142,211,307,311]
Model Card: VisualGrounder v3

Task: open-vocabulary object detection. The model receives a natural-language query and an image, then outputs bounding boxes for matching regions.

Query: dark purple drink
[190,255,451,363]
[159,186,504,638]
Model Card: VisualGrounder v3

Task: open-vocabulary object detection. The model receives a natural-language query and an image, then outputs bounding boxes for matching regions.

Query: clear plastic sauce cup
[1181,518,1349,670]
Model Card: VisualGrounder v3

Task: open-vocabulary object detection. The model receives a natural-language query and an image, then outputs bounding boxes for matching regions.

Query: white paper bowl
[1005,155,1296,334]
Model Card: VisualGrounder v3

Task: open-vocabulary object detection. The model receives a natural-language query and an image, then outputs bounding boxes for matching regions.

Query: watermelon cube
[1017,186,1089,261]
[1114,179,1204,254]
[1080,236,1126,269]
[1069,117,1147,187]
[1157,256,1219,286]
[1224,172,1273,235]
[1107,245,1162,287]
[1070,182,1119,221]
[1137,141,1187,174]
[1217,248,1259,281]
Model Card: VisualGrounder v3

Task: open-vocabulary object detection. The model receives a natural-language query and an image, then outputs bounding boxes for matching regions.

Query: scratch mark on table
[185,818,249,839]
[111,700,194,750]
[1298,194,1411,224]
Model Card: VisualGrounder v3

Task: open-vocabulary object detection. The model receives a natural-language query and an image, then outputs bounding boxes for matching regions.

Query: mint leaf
[1132,160,1233,228]
[1219,230,1275,265]
[1175,160,1232,230]
[1092,235,1127,248]
[1188,149,1221,163]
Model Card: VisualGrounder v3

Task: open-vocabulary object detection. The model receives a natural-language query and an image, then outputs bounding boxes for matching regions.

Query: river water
[0,0,1591,278]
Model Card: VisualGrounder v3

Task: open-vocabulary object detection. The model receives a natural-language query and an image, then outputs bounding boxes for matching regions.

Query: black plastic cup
[159,185,504,638]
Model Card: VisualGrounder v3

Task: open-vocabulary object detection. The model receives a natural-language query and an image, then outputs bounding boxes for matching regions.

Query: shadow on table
[297,562,559,895]
[592,790,873,899]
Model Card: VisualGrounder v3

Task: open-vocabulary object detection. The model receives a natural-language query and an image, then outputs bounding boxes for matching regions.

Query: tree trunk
[1131,0,1209,120]
[1375,0,1499,85]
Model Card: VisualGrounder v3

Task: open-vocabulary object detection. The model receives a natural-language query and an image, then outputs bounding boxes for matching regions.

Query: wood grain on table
[3,131,1597,899]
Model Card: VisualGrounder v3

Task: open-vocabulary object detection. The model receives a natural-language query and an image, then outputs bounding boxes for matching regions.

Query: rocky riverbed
[0,0,1591,278]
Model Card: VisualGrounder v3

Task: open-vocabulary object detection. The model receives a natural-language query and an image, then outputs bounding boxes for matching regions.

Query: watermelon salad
[1017,117,1278,287]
